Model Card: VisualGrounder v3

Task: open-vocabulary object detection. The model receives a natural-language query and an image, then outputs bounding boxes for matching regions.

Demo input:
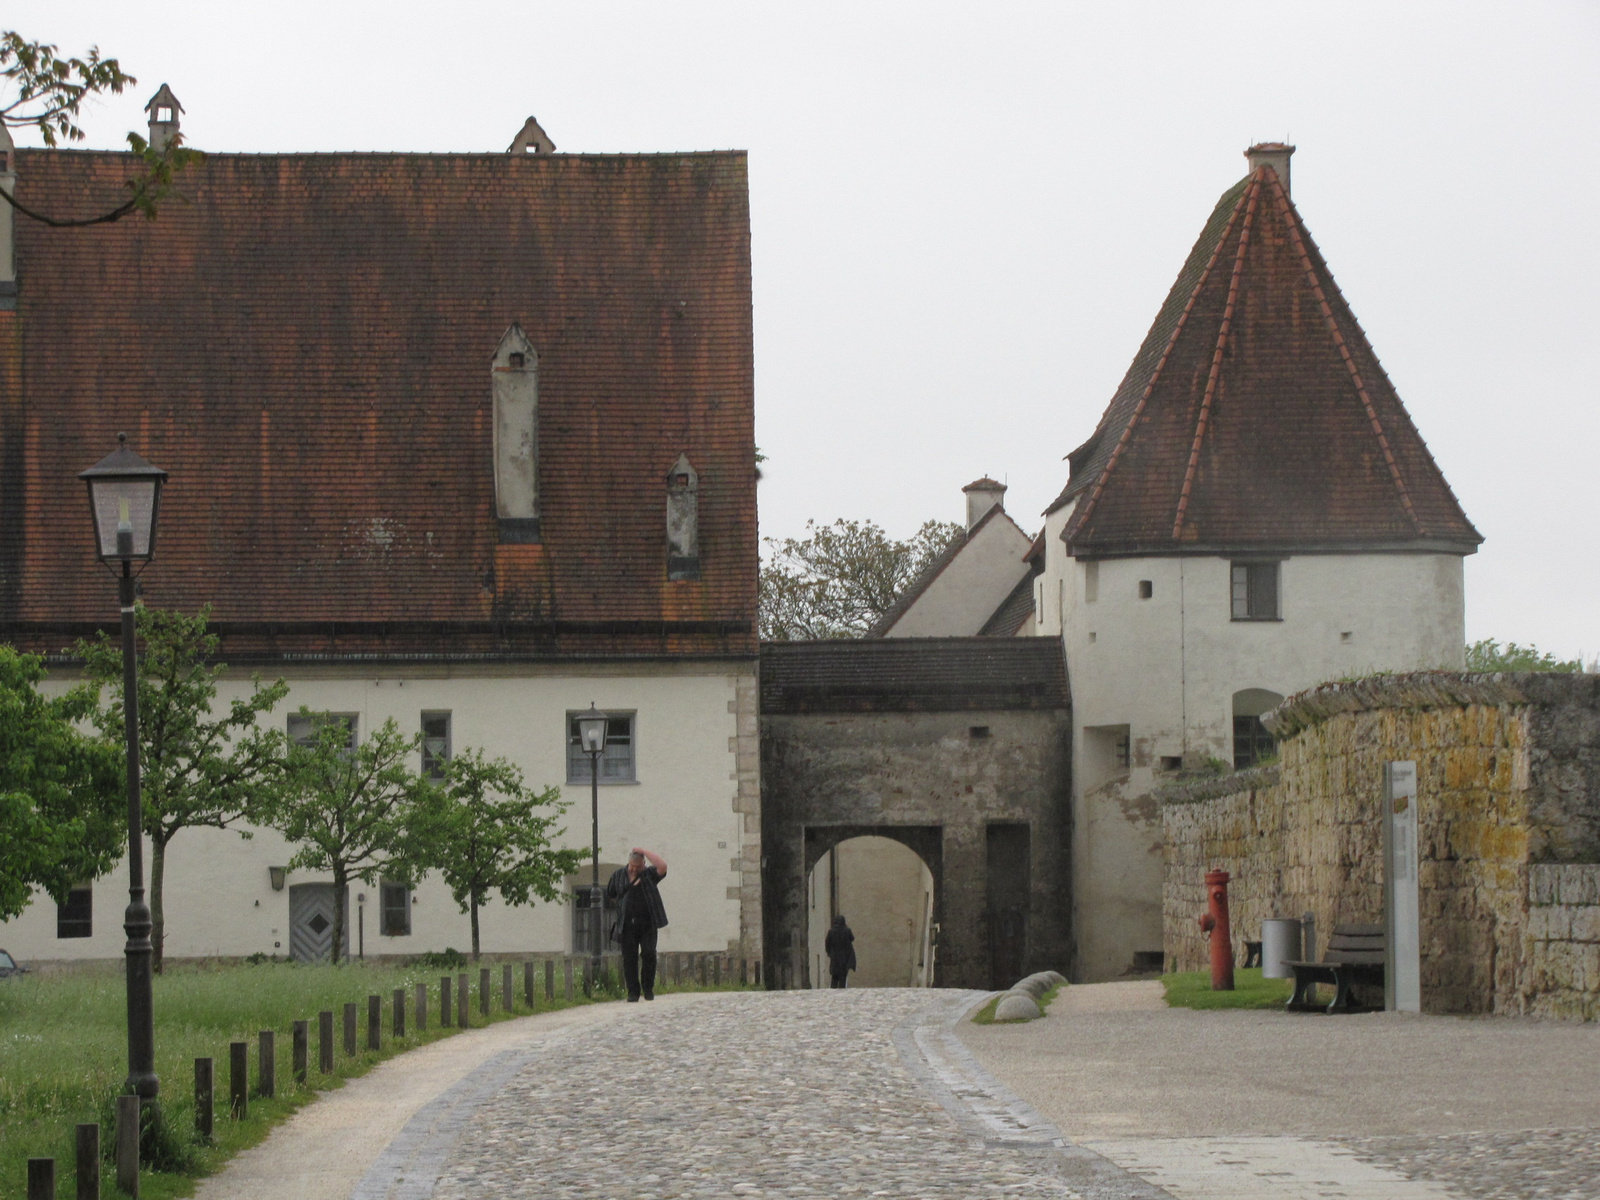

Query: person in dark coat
[823,914,856,988]
[605,847,668,1001]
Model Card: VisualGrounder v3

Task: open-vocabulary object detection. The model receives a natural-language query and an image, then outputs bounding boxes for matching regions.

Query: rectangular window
[566,713,636,784]
[287,712,358,749]
[379,880,411,937]
[56,884,92,939]
[1230,562,1281,620]
[421,711,451,780]
[1234,715,1276,769]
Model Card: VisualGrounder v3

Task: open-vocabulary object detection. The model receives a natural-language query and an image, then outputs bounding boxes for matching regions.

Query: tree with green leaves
[412,749,585,961]
[1465,639,1587,673]
[0,646,123,921]
[266,714,434,964]
[1,29,202,226]
[759,517,964,640]
[74,605,289,971]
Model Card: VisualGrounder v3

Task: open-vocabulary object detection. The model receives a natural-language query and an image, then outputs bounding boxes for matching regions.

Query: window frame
[287,711,359,750]
[379,879,412,937]
[421,711,452,780]
[1230,561,1282,622]
[566,711,638,785]
[56,883,92,939]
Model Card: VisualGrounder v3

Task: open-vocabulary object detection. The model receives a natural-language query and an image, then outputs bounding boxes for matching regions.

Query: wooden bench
[1285,923,1385,1013]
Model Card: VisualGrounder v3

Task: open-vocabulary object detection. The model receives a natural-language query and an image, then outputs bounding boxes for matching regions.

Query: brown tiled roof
[0,149,756,660]
[1051,159,1480,557]
[760,637,1069,713]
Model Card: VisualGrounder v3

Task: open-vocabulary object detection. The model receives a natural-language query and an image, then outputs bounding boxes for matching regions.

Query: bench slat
[1332,922,1384,938]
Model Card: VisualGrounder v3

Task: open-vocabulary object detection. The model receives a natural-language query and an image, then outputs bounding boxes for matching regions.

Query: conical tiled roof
[1052,149,1481,557]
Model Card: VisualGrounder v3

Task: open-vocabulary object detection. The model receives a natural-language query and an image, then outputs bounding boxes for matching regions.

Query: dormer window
[666,453,700,581]
[492,324,540,543]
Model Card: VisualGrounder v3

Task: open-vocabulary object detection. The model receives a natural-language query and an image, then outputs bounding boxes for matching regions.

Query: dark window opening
[57,885,92,939]
[969,725,991,739]
[421,711,451,780]
[1234,715,1276,769]
[1231,562,1281,620]
[380,880,411,936]
[508,352,525,369]
[1159,755,1183,772]
[1138,580,1153,599]
[567,713,636,783]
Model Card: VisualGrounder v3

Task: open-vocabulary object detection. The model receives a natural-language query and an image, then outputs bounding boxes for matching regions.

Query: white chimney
[1245,142,1294,195]
[962,477,1006,530]
[144,84,184,154]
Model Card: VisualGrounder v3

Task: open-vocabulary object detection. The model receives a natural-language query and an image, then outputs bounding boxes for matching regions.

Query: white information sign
[1383,760,1421,1012]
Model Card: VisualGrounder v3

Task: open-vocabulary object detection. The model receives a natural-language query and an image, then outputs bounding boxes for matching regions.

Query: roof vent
[1245,142,1294,195]
[961,477,1006,531]
[508,116,556,156]
[144,84,184,154]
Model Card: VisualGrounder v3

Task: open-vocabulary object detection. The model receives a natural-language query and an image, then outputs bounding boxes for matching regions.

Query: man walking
[606,847,668,1001]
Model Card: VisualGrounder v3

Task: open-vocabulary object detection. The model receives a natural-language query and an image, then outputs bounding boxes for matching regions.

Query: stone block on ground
[993,992,1042,1022]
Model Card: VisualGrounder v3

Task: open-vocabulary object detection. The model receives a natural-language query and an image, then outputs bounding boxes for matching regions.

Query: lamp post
[575,704,609,985]
[79,434,168,1106]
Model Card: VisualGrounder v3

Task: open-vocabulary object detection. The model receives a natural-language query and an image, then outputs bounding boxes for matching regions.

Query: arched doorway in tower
[806,836,935,988]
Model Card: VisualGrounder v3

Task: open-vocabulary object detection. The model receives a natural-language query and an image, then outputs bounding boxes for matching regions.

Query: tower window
[1231,562,1281,620]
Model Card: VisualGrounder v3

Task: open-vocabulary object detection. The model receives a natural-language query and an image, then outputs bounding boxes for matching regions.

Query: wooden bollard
[394,987,406,1037]
[440,975,452,1027]
[415,982,428,1033]
[318,1011,334,1072]
[367,994,381,1051]
[740,957,748,986]
[194,1058,214,1141]
[524,960,535,1008]
[26,1158,53,1200]
[343,1003,358,1055]
[75,1122,99,1200]
[545,958,555,1001]
[114,1094,139,1197]
[479,967,491,1015]
[504,963,515,1012]
[293,1021,308,1083]
[563,957,573,1001]
[456,973,469,1028]
[259,1029,276,1098]
[229,1041,249,1118]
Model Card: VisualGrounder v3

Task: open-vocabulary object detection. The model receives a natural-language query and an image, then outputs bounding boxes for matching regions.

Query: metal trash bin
[1260,918,1303,978]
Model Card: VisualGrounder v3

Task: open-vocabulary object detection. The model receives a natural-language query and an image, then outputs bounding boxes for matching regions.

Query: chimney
[961,477,1006,530]
[1245,142,1294,195]
[144,84,184,154]
[508,116,556,155]
[0,123,14,308]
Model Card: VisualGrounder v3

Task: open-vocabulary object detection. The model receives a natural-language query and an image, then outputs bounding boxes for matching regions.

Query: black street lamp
[80,434,167,1106]
[575,704,609,984]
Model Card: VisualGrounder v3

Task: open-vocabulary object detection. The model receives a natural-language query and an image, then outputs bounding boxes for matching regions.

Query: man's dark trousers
[621,923,658,999]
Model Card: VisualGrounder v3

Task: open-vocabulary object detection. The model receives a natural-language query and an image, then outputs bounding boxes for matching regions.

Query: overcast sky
[13,1,1599,659]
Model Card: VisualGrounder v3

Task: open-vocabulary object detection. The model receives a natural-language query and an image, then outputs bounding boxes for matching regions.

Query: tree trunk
[470,891,481,962]
[150,835,169,974]
[331,871,347,966]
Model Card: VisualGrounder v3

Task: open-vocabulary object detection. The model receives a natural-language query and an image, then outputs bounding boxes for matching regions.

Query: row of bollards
[25,953,761,1198]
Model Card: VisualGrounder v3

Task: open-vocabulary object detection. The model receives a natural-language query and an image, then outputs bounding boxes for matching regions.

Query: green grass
[969,981,1064,1025]
[1162,966,1292,1010]
[1,958,753,1197]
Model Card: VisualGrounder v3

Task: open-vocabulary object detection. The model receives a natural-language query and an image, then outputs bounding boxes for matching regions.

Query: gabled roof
[976,571,1036,637]
[760,637,1069,713]
[868,504,1031,637]
[1051,151,1480,558]
[0,148,756,660]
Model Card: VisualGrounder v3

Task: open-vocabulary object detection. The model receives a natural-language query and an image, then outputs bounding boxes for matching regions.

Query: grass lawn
[1162,966,1293,1010]
[0,957,751,1197]
[970,982,1064,1024]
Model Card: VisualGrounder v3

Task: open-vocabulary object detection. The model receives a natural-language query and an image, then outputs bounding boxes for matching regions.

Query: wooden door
[288,883,349,963]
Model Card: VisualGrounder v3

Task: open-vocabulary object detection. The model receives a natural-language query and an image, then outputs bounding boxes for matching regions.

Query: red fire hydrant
[1196,869,1235,991]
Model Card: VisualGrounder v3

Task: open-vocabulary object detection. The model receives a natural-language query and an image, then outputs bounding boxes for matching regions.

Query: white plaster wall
[883,514,1033,637]
[1060,549,1466,981]
[3,663,753,963]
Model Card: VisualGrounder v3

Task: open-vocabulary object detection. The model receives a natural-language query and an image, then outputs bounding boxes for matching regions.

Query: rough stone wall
[1164,672,1600,1016]
[762,709,1072,990]
[1526,865,1600,1019]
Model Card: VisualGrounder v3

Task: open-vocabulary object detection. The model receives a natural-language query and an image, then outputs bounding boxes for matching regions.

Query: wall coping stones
[1157,765,1280,806]
[1259,671,1600,739]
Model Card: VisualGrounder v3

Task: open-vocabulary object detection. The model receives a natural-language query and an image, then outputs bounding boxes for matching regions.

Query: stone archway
[805,833,938,988]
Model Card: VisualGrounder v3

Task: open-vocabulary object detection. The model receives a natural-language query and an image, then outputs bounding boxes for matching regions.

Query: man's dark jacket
[606,865,668,941]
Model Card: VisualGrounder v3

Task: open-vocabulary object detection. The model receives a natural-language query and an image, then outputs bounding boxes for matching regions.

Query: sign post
[1383,760,1421,1012]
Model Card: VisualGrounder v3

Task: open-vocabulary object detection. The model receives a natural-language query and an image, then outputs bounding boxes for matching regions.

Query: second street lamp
[575,704,609,986]
[79,434,168,1107]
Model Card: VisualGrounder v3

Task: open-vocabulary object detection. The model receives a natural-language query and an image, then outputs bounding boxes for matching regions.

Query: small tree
[75,605,289,971]
[0,646,123,920]
[1465,639,1586,673]
[414,749,585,961]
[267,713,434,964]
[759,517,963,640]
